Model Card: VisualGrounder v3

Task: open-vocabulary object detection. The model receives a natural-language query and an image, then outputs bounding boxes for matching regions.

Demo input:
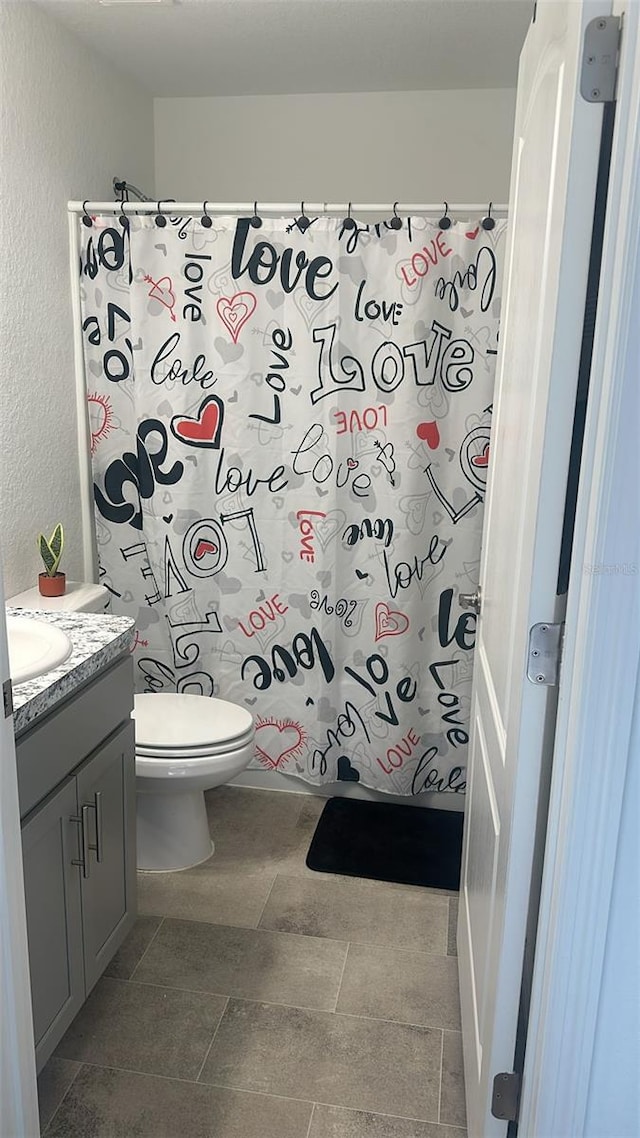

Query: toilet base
[136,787,214,872]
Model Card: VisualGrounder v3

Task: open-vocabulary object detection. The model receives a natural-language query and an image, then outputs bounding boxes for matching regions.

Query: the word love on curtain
[78,210,506,797]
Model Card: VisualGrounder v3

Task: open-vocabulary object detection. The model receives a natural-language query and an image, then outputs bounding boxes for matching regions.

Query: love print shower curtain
[79,211,506,797]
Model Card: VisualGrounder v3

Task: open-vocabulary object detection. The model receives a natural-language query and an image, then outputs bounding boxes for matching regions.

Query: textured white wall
[0,1,154,596]
[154,88,516,204]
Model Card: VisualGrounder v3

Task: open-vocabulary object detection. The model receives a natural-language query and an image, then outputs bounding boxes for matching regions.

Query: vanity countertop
[8,608,135,736]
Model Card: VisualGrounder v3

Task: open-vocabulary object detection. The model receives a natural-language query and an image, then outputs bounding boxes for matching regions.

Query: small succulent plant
[38,523,64,577]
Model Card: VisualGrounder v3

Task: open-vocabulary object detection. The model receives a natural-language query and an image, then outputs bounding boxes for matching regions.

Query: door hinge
[3,678,14,719]
[526,622,564,686]
[581,15,621,103]
[491,1071,521,1122]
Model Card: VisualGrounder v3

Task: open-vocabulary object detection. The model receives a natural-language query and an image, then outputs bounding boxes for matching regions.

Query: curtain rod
[68,200,508,217]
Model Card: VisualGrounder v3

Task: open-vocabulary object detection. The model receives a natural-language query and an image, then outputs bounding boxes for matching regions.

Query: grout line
[51,1060,459,1128]
[108,976,459,1031]
[333,942,351,1012]
[201,1083,444,1126]
[254,873,279,928]
[207,993,456,1032]
[305,1102,317,1138]
[41,1060,83,1136]
[128,916,165,981]
[333,936,454,960]
[122,977,346,1016]
[195,996,229,1083]
[131,912,351,952]
[437,1028,445,1124]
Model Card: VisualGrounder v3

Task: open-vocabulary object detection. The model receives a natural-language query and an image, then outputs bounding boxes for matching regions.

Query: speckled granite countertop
[9,609,135,736]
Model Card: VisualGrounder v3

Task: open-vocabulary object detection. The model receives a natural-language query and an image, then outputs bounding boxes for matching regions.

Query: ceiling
[36,0,533,98]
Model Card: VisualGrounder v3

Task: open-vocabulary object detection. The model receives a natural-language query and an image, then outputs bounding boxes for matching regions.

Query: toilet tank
[8,582,111,614]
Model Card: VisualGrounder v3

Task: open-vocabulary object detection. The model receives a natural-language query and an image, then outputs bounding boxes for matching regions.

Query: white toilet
[8,583,256,873]
[132,692,254,872]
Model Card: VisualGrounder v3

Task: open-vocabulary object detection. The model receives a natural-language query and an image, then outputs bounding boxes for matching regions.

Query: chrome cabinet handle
[459,588,482,614]
[93,792,103,863]
[71,804,92,879]
[84,792,103,864]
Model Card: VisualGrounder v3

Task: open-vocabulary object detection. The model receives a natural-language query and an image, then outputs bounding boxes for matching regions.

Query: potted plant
[37,523,66,597]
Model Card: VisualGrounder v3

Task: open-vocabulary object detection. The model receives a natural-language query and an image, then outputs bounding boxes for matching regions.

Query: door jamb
[518,4,640,1132]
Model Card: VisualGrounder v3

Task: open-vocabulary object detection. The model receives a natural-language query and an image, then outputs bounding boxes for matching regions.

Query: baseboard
[229,767,465,812]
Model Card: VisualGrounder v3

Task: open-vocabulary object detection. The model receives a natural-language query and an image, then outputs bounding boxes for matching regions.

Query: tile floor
[38,787,467,1137]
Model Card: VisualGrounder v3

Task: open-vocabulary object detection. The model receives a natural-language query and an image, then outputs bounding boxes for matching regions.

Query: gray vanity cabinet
[17,656,136,1072]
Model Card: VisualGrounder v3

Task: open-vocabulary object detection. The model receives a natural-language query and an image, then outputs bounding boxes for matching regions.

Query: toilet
[8,583,256,873]
[132,692,254,872]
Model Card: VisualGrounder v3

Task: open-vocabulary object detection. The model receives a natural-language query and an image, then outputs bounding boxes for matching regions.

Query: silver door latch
[458,588,481,615]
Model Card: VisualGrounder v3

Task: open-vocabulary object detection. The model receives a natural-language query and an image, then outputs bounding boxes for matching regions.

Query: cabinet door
[77,723,136,993]
[21,778,84,1072]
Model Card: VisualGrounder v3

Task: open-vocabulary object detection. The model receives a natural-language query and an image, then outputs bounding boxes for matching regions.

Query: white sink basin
[6,617,73,685]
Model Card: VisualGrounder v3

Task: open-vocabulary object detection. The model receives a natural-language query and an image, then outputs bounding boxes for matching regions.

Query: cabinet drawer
[17,655,133,818]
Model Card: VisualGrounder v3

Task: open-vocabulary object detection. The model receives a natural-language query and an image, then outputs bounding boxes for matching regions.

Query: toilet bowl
[133,692,255,872]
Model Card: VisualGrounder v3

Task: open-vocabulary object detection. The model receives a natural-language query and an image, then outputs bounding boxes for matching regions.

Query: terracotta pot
[38,572,66,598]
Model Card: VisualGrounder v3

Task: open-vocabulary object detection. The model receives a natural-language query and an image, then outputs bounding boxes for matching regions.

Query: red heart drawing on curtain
[471,443,490,468]
[216,292,257,343]
[416,421,440,449]
[465,226,480,240]
[148,276,175,307]
[144,274,177,321]
[194,540,218,561]
[374,602,410,642]
[171,394,224,448]
[255,719,305,770]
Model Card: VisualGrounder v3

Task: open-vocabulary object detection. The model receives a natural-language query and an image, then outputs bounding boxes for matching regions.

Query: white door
[0,567,40,1136]
[458,2,613,1134]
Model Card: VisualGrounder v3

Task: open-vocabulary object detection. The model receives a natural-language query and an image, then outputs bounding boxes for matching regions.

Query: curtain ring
[438,202,452,230]
[299,201,310,232]
[482,201,496,231]
[155,201,168,228]
[201,201,213,228]
[343,201,356,231]
[81,200,93,228]
[390,201,402,231]
[116,183,129,229]
[250,201,262,229]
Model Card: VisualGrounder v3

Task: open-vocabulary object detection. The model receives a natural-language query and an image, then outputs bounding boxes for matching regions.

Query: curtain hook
[482,201,496,231]
[117,183,129,229]
[250,201,262,229]
[343,202,356,231]
[390,201,402,231]
[299,201,310,233]
[438,202,452,230]
[81,200,93,228]
[201,201,213,228]
[154,201,168,228]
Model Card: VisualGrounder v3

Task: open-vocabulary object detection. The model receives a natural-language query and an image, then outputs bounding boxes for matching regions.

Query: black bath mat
[306,797,463,891]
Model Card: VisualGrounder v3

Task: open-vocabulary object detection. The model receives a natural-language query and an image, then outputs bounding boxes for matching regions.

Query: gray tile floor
[39,787,467,1137]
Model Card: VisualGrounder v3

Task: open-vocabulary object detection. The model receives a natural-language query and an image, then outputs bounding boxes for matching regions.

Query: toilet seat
[133,692,254,753]
[135,732,254,759]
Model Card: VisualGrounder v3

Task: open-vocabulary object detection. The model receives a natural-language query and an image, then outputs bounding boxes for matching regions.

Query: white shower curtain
[78,210,506,796]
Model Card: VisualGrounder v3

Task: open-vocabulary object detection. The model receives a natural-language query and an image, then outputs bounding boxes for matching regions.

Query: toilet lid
[132,693,254,750]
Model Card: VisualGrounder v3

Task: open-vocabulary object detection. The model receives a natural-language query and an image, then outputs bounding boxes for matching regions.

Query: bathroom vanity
[9,609,136,1073]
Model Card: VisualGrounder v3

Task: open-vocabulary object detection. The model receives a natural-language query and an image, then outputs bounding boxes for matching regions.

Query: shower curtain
[78,211,506,796]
